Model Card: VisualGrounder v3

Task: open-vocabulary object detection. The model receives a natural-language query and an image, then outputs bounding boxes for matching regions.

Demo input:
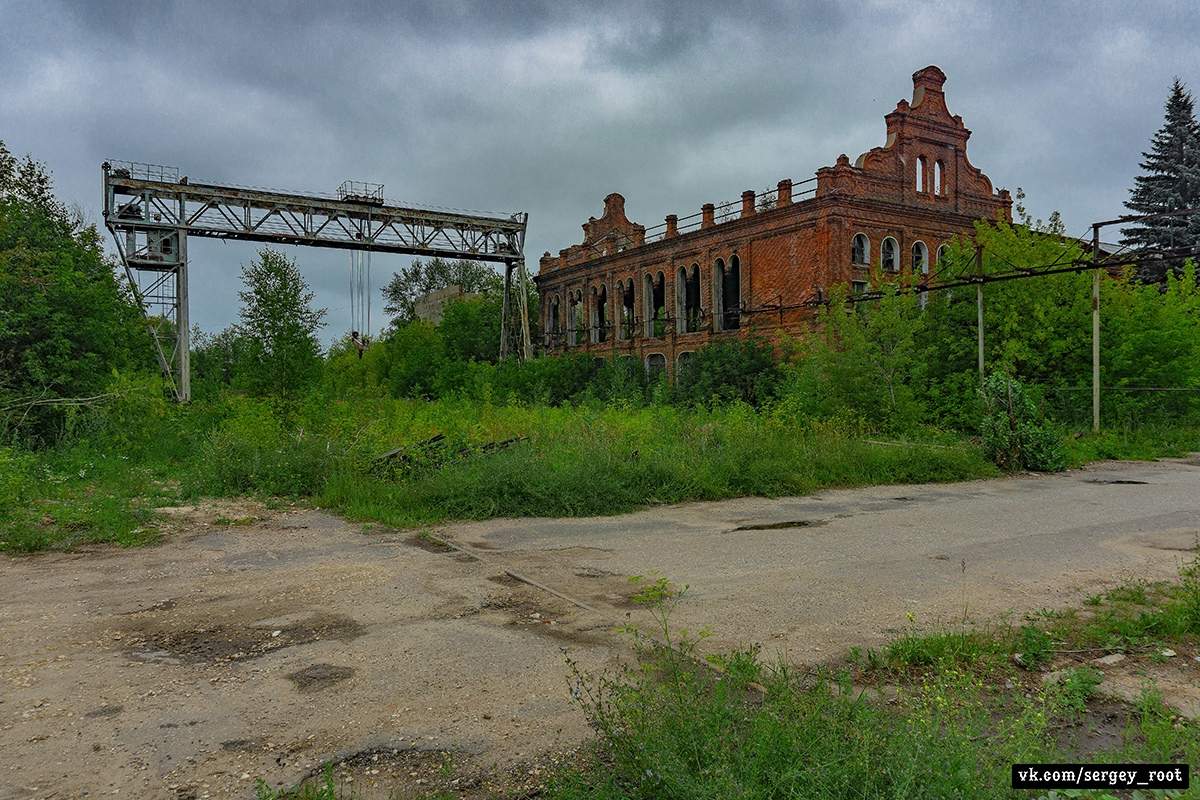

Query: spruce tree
[1122,78,1200,281]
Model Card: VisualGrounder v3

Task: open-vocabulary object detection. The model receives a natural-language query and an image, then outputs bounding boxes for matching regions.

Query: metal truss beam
[102,161,529,401]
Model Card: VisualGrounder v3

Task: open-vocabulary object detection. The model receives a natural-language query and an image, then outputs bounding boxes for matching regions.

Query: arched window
[936,244,949,265]
[916,156,927,193]
[852,233,869,266]
[934,160,944,195]
[548,294,561,346]
[644,272,665,338]
[675,264,701,333]
[620,279,635,341]
[566,291,579,347]
[675,266,687,333]
[912,241,928,275]
[646,353,666,380]
[881,237,898,272]
[595,284,608,343]
[715,256,740,331]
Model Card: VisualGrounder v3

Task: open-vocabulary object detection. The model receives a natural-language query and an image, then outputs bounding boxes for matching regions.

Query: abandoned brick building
[534,66,1013,374]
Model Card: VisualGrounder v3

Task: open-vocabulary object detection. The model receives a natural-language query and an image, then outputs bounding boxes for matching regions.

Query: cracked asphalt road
[2,457,1197,799]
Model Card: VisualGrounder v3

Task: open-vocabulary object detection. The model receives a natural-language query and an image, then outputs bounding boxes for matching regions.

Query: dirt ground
[2,457,1199,800]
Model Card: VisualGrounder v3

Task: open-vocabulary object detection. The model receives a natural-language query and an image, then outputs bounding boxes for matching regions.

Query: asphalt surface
[2,457,1197,799]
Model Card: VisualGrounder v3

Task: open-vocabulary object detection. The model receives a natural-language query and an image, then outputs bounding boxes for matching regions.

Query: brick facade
[534,66,1012,370]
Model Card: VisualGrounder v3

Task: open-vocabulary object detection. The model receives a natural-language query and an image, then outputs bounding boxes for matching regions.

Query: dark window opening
[646,353,666,380]
[719,256,741,331]
[882,237,898,272]
[676,264,701,333]
[594,284,608,343]
[852,234,868,266]
[851,280,868,296]
[620,280,635,341]
[645,272,665,338]
[912,241,928,274]
[548,294,561,347]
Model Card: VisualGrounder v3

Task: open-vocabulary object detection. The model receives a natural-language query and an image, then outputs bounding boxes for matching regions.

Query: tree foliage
[1122,78,1200,280]
[0,140,149,442]
[236,248,326,400]
[381,257,502,325]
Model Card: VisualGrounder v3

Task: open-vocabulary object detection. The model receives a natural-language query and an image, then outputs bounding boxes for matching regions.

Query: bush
[979,373,1065,472]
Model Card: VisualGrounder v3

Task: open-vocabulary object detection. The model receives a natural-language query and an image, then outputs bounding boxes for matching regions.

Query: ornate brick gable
[535,67,1012,368]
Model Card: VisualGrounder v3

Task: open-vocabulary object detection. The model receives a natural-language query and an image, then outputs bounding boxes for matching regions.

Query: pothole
[84,705,123,718]
[404,534,455,553]
[286,663,356,692]
[731,519,826,531]
[127,612,365,664]
[1084,479,1149,485]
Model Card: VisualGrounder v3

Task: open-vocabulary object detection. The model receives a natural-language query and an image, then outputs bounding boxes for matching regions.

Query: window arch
[911,241,929,275]
[620,279,635,341]
[916,156,927,193]
[567,290,581,346]
[934,160,944,195]
[675,263,701,333]
[715,255,740,331]
[852,233,869,266]
[881,237,898,272]
[936,244,949,265]
[595,283,608,343]
[548,293,561,346]
[646,353,666,380]
[644,272,665,338]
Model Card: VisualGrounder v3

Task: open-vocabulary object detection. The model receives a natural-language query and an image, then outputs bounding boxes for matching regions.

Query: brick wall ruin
[534,66,1012,371]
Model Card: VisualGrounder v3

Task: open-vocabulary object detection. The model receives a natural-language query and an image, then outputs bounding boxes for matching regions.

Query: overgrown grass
[547,571,1200,800]
[1063,422,1200,465]
[5,383,1195,554]
[316,401,996,526]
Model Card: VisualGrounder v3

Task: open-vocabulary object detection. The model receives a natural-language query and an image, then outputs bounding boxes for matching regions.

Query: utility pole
[976,244,985,381]
[1092,223,1101,432]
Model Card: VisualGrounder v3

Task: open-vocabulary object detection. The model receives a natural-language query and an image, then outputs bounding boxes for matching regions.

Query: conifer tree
[1122,78,1200,280]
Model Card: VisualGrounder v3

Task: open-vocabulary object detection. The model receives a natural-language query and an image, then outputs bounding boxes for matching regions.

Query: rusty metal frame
[103,161,530,401]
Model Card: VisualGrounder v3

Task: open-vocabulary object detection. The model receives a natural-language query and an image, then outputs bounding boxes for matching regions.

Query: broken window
[912,241,928,274]
[882,237,898,272]
[548,294,561,347]
[852,234,869,266]
[619,279,635,341]
[676,350,696,379]
[595,284,608,343]
[567,290,583,346]
[676,263,701,333]
[714,256,741,331]
[851,280,868,296]
[936,244,948,265]
[646,353,666,380]
[644,272,665,338]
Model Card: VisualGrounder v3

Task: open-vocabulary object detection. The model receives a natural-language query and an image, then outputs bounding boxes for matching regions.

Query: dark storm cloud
[3,1,1199,339]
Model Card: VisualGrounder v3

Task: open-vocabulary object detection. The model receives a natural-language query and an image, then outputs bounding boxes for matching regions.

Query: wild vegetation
[2,136,1199,553]
[3,82,1200,798]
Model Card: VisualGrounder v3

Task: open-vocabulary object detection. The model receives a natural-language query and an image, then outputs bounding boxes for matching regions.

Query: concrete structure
[534,66,1012,371]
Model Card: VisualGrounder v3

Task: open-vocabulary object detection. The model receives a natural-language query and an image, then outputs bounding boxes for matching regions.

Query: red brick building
[534,66,1012,374]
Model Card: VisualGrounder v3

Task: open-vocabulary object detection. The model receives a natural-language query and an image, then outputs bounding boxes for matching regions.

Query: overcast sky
[3,0,1198,343]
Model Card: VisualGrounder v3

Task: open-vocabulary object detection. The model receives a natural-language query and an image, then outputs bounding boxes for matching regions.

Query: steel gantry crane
[103,161,531,402]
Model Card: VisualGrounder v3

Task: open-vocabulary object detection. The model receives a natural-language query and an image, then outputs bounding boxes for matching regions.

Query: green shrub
[980,373,1066,472]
